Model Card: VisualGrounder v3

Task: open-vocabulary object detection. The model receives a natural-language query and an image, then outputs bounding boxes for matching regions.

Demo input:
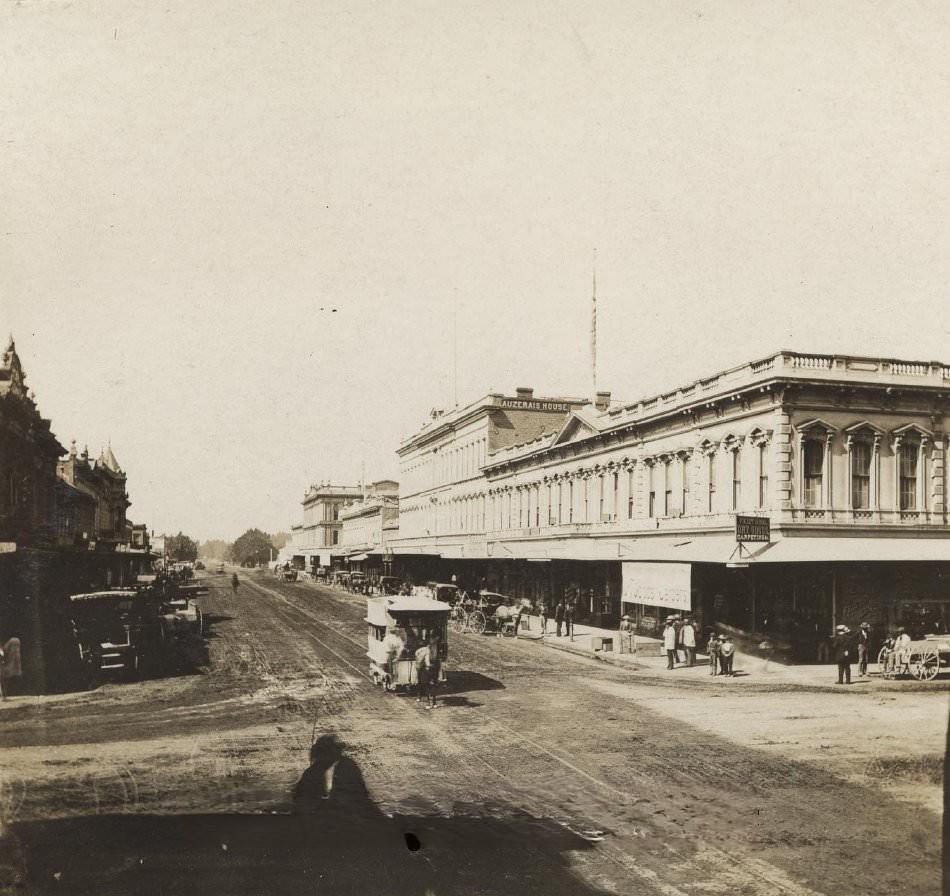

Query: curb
[531,634,644,670]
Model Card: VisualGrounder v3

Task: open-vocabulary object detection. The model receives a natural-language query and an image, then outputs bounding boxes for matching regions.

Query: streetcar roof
[386,596,453,614]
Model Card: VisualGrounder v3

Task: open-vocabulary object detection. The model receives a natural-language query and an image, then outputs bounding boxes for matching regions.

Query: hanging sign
[735,515,770,543]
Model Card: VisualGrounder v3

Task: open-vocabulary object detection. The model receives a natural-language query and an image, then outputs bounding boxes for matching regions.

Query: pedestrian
[680,616,696,667]
[706,630,720,675]
[832,624,854,684]
[514,602,526,636]
[413,641,429,702]
[894,627,912,675]
[619,615,635,654]
[564,601,575,639]
[231,573,239,593]
[555,600,565,637]
[856,622,872,677]
[719,636,735,676]
[423,636,441,709]
[671,615,688,664]
[539,600,549,636]
[663,619,678,670]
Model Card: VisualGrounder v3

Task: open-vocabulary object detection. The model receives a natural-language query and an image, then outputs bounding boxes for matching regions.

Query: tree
[271,531,290,551]
[165,531,199,561]
[229,528,275,567]
[199,539,232,561]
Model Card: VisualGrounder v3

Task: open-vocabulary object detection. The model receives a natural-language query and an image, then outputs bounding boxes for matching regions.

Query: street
[0,570,944,896]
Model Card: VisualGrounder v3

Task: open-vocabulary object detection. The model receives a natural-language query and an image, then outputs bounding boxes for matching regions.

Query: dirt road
[0,571,944,895]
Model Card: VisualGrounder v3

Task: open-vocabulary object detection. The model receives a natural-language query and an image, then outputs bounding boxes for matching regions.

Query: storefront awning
[617,534,950,564]
[756,536,950,563]
[349,553,369,561]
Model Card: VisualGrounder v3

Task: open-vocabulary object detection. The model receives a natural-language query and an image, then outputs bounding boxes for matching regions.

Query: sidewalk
[515,615,911,691]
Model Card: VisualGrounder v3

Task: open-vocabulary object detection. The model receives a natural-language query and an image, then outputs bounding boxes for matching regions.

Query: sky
[3,1,950,541]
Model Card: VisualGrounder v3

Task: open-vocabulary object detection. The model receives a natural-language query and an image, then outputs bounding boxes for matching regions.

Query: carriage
[448,590,524,636]
[69,590,166,682]
[878,633,950,681]
[366,594,450,692]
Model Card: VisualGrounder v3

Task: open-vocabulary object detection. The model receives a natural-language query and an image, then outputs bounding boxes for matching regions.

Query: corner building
[389,352,950,661]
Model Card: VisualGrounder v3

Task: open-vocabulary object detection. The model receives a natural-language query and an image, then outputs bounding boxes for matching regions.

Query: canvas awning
[349,553,369,561]
[617,534,950,564]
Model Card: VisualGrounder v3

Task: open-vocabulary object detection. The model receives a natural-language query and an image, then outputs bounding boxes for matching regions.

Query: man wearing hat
[856,622,872,677]
[662,618,678,670]
[619,614,635,654]
[832,624,855,684]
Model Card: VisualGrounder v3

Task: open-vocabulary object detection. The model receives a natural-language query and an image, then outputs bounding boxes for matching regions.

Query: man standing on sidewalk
[564,601,575,639]
[663,619,678,670]
[555,600,565,637]
[539,600,549,636]
[832,624,854,684]
[856,622,872,677]
[680,616,696,667]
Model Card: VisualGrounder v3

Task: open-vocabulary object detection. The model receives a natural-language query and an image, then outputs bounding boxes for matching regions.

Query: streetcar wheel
[911,649,940,681]
[468,610,487,635]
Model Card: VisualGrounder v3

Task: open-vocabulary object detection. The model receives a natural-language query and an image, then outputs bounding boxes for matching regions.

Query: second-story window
[680,456,689,515]
[534,484,540,527]
[731,450,742,510]
[598,474,605,521]
[803,440,824,507]
[851,442,871,509]
[899,444,918,510]
[627,468,636,518]
[707,454,716,512]
[648,464,657,518]
[758,443,769,508]
[568,480,574,523]
[663,460,672,516]
[613,471,620,519]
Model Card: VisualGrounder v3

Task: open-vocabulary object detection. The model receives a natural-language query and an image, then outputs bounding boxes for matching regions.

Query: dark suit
[856,629,871,676]
[564,604,574,638]
[832,632,855,684]
[554,603,565,637]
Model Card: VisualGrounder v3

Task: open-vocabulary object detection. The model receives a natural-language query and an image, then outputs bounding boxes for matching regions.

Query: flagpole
[591,249,597,396]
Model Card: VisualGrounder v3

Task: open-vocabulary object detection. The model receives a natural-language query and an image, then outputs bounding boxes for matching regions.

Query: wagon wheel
[911,648,940,682]
[449,606,467,634]
[467,610,487,635]
[877,646,896,680]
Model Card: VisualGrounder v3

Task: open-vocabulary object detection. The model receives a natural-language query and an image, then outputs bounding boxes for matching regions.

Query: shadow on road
[445,670,505,694]
[1,734,608,896]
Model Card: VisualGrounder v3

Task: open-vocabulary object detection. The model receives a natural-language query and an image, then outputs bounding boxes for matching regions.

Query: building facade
[288,482,365,570]
[338,480,399,576]
[389,353,950,661]
[0,338,150,692]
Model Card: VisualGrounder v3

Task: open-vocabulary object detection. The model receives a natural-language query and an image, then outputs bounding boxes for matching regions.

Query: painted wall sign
[499,399,571,412]
[621,561,692,612]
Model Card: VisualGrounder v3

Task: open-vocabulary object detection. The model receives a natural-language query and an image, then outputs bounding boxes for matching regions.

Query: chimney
[594,390,611,411]
[515,387,534,400]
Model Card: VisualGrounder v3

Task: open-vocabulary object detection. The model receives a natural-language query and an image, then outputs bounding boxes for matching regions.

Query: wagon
[878,634,950,681]
[69,590,166,683]
[449,591,523,636]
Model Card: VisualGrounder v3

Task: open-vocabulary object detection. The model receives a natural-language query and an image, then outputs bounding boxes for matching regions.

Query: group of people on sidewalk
[661,616,736,675]
[537,600,575,638]
[831,621,883,684]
